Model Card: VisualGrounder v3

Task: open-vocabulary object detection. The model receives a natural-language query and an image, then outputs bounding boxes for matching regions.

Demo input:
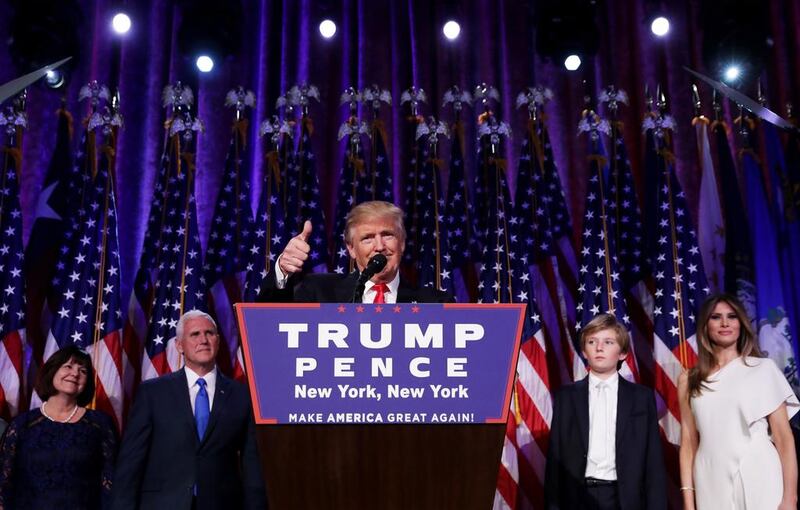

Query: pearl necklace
[41,401,79,423]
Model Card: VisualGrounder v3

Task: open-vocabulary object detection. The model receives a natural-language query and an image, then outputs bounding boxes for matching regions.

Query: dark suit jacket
[257,270,453,304]
[544,376,666,510]
[111,369,267,510]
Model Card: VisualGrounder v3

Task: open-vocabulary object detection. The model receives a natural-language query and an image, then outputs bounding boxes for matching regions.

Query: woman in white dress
[678,294,798,510]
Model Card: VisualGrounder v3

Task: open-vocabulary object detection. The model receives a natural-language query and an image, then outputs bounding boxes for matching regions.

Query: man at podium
[258,200,452,304]
[249,201,517,510]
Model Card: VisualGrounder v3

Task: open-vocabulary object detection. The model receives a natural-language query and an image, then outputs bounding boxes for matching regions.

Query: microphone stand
[352,277,367,303]
[350,254,388,303]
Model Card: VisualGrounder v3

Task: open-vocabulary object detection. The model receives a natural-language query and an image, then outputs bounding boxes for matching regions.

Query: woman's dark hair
[688,293,762,397]
[35,346,95,407]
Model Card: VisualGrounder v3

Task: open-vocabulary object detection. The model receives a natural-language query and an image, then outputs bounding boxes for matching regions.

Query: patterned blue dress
[0,408,117,510]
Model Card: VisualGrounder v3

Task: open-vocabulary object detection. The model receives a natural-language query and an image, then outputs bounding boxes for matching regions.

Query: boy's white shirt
[585,370,619,480]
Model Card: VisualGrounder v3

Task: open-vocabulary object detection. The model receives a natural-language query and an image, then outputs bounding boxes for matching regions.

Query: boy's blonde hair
[579,313,630,353]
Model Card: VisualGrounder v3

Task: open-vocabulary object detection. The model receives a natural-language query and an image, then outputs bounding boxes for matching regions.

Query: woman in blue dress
[0,345,117,509]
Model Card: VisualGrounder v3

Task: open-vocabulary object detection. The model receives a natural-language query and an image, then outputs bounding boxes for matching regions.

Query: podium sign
[236,303,525,425]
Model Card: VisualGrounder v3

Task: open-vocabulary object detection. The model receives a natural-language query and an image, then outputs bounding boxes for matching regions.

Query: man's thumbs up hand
[278,220,312,276]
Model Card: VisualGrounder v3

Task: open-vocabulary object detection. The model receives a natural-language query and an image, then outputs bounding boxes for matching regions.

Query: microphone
[352,254,388,302]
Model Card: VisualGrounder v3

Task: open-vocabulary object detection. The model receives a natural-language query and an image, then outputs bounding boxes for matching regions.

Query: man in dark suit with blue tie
[111,310,267,510]
[544,313,666,510]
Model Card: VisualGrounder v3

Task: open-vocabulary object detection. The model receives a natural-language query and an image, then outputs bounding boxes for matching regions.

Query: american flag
[266,119,294,236]
[141,100,207,380]
[124,140,169,402]
[361,120,393,202]
[332,106,368,274]
[288,115,328,269]
[472,114,521,305]
[276,85,327,267]
[410,117,453,293]
[602,113,650,291]
[575,108,638,382]
[401,86,429,280]
[402,114,426,277]
[643,109,709,445]
[0,102,27,420]
[203,107,254,382]
[444,117,479,302]
[472,114,552,510]
[536,113,580,318]
[358,85,393,203]
[242,116,288,302]
[45,95,126,429]
[495,300,551,510]
[513,94,583,389]
[602,108,656,391]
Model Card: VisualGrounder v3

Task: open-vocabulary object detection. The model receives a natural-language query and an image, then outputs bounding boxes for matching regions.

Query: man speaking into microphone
[258,200,452,304]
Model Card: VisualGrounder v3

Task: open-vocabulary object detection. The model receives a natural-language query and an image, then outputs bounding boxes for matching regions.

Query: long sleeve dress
[0,408,117,510]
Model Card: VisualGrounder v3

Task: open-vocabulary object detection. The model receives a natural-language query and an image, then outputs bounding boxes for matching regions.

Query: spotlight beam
[684,66,796,132]
[0,56,72,103]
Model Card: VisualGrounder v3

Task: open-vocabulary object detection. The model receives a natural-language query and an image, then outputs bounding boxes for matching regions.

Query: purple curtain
[1,0,800,303]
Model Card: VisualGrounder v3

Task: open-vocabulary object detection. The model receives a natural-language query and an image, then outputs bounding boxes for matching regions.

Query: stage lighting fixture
[177,0,243,73]
[112,12,132,34]
[442,20,461,40]
[701,0,769,87]
[564,54,581,71]
[44,70,65,89]
[650,16,669,36]
[196,55,214,73]
[319,19,337,38]
[8,0,81,83]
[723,65,741,83]
[535,1,598,69]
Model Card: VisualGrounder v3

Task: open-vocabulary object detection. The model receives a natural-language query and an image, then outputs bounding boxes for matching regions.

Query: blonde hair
[344,201,406,244]
[580,313,630,353]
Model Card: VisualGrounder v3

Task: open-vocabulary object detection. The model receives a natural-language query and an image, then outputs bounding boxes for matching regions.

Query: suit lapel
[573,377,590,454]
[335,272,359,303]
[200,374,232,448]
[616,377,633,453]
[170,369,199,445]
[397,281,418,303]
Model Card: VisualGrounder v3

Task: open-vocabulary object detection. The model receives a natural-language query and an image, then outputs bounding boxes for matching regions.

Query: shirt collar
[588,370,619,390]
[364,272,400,296]
[184,365,218,388]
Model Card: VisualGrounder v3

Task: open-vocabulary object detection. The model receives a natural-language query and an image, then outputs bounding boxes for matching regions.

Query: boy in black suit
[544,313,666,510]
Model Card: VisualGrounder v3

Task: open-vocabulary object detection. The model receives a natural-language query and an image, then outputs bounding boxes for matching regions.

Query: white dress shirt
[272,256,292,289]
[362,273,399,304]
[184,365,217,413]
[585,371,618,480]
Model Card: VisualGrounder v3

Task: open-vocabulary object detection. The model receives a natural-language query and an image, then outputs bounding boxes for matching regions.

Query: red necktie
[372,283,388,304]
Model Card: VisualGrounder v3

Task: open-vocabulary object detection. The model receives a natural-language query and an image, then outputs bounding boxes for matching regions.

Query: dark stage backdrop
[0,0,798,302]
[2,1,800,508]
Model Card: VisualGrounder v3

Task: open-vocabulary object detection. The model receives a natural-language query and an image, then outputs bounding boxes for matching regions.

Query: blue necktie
[195,378,210,440]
